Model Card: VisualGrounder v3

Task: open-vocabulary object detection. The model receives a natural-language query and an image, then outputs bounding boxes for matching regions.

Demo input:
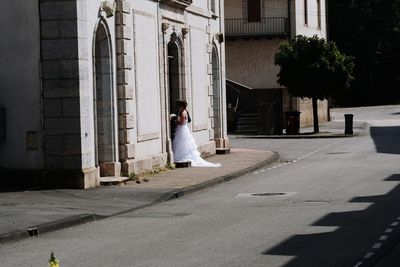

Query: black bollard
[344,114,353,135]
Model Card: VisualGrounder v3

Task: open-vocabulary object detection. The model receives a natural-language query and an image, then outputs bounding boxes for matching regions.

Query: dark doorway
[255,89,283,135]
[93,21,116,173]
[212,45,222,140]
[168,34,181,115]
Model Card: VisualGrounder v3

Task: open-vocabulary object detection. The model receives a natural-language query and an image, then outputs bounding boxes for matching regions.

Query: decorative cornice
[160,0,192,9]
[100,1,115,18]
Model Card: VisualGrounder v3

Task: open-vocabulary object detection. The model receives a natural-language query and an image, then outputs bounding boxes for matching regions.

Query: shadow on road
[263,174,400,267]
[385,174,400,181]
[370,126,400,154]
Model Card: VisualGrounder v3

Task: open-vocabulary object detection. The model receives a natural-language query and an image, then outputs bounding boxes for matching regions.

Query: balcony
[225,17,288,40]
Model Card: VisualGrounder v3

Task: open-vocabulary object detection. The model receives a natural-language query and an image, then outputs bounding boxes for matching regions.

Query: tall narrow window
[247,0,261,22]
[304,0,308,25]
[211,0,216,13]
[317,0,321,28]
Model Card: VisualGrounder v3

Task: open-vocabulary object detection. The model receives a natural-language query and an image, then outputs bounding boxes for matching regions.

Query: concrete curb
[230,122,368,140]
[230,133,361,139]
[0,151,279,244]
[0,214,99,244]
[165,152,279,200]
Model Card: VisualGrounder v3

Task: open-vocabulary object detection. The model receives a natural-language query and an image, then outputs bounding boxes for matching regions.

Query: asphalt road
[1,105,400,267]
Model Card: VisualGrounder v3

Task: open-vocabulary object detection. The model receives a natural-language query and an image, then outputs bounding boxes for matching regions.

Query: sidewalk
[0,148,278,244]
[230,121,367,139]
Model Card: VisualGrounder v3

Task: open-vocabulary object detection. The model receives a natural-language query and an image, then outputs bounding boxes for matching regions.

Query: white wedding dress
[173,116,221,167]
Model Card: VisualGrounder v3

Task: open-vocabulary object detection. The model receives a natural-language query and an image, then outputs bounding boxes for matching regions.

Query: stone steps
[236,113,258,134]
[99,176,129,186]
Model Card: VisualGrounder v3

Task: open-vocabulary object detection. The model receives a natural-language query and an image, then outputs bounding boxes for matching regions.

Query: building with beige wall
[0,0,228,189]
[225,0,328,133]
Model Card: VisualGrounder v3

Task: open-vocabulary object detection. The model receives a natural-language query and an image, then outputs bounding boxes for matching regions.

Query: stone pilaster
[206,24,215,142]
[39,0,98,188]
[161,22,175,167]
[115,0,135,176]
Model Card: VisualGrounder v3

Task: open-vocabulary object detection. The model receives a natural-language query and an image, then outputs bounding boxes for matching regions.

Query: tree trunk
[312,97,319,133]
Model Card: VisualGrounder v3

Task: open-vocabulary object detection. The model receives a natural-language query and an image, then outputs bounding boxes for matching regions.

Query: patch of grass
[128,167,170,184]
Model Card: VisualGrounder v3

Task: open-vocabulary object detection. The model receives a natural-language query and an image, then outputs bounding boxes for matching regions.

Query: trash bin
[344,114,353,134]
[285,111,301,135]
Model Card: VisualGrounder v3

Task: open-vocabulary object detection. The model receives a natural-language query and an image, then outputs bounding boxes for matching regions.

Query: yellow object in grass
[49,252,60,267]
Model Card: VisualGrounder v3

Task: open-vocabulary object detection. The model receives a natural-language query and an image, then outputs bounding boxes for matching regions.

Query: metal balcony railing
[225,17,288,39]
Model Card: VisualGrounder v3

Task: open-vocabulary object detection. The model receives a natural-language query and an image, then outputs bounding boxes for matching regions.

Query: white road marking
[372,243,382,249]
[379,235,388,241]
[364,252,374,259]
[357,215,400,264]
[252,142,340,177]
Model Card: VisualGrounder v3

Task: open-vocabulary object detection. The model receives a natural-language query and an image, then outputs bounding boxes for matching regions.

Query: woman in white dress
[172,100,221,167]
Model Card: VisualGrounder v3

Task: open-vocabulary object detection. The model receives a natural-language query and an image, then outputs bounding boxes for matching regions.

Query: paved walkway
[0,148,277,244]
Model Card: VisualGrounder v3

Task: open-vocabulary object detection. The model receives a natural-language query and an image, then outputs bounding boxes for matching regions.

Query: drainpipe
[325,0,329,41]
[287,0,291,40]
[38,1,46,176]
[286,0,294,111]
[219,0,227,147]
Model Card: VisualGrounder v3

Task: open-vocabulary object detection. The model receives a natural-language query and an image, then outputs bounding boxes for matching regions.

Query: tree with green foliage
[275,35,354,133]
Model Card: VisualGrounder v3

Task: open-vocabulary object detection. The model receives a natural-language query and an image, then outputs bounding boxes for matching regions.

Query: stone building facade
[0,0,228,189]
[225,0,328,133]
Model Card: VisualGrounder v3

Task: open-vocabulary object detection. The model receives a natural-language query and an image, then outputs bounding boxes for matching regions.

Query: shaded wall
[0,1,43,170]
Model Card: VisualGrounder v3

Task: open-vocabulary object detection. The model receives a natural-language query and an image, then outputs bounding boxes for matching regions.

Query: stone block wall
[298,98,329,127]
[40,0,98,188]
[115,0,136,176]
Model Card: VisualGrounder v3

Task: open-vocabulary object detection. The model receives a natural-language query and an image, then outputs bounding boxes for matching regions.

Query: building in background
[0,0,228,189]
[225,0,329,134]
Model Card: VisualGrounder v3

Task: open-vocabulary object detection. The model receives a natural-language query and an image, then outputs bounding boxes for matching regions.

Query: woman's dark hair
[176,99,187,109]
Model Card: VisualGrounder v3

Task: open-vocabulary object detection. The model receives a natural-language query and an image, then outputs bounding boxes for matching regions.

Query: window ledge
[160,0,192,9]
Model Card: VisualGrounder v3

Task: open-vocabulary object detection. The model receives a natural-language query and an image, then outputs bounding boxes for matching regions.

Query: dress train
[172,119,221,167]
